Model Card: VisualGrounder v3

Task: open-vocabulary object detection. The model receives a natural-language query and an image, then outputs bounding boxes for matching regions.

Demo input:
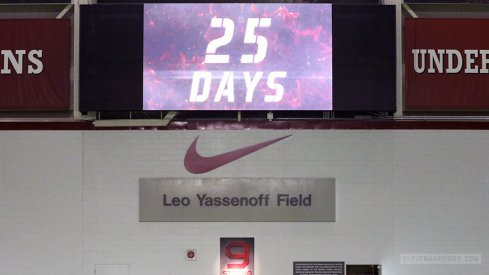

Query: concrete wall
[1,130,488,274]
[0,132,83,275]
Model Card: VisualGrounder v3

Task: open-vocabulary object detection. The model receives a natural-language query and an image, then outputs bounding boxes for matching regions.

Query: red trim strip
[1,120,489,130]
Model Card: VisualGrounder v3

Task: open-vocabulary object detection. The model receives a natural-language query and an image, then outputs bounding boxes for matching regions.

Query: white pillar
[383,0,403,118]
[72,0,96,119]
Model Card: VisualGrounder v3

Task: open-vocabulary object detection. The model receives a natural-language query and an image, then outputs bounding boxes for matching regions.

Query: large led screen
[143,4,332,111]
[80,4,395,113]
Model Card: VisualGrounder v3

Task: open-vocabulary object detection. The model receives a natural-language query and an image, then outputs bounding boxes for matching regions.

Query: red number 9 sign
[225,241,249,269]
[221,238,254,275]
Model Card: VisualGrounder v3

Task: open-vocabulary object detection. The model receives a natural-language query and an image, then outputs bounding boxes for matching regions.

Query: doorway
[346,264,381,275]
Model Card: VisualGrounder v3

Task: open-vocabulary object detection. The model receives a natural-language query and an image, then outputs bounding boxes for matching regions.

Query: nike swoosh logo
[184,135,291,174]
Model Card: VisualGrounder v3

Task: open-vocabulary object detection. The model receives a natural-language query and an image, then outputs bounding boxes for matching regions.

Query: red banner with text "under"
[0,19,70,110]
[405,18,489,111]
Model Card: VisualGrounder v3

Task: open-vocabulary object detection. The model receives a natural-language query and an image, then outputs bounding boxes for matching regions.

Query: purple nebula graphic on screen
[144,3,332,110]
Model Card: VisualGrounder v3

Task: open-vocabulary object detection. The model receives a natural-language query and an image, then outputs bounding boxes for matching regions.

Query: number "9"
[225,241,249,269]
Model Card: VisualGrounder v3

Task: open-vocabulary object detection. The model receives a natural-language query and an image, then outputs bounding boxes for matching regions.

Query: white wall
[0,132,83,275]
[1,130,488,275]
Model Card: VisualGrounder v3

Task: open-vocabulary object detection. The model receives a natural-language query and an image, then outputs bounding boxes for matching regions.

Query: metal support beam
[93,119,170,127]
[73,0,82,119]
[56,4,72,19]
[92,112,178,127]
[395,0,404,117]
[402,3,419,18]
[267,112,273,121]
[162,111,177,126]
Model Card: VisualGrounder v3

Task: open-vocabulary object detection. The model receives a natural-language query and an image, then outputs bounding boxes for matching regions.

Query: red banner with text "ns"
[0,19,70,110]
[405,18,489,111]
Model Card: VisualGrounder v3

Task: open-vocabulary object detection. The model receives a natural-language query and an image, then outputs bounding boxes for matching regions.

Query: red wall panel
[0,19,71,110]
[405,18,489,111]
